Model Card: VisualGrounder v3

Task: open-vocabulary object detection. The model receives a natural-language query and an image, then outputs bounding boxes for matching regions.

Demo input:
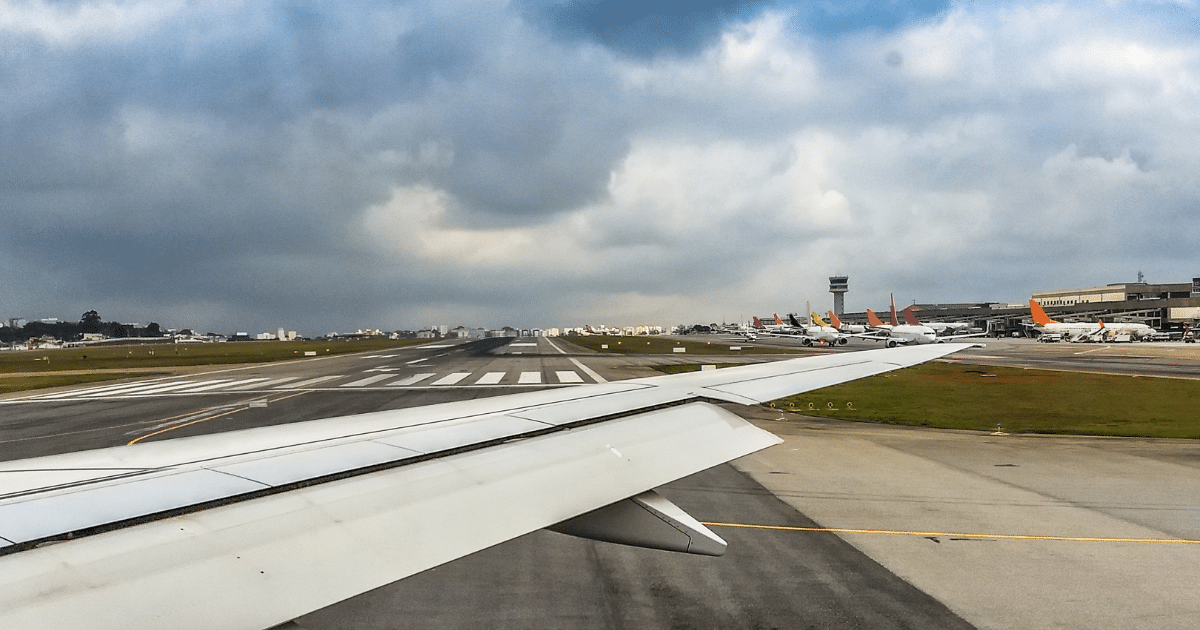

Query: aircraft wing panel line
[0,403,779,630]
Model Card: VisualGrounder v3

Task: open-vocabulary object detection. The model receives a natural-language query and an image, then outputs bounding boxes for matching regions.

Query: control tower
[829,276,849,315]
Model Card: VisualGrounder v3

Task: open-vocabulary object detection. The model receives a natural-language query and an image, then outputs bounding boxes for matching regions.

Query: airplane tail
[866,309,885,327]
[828,311,843,329]
[889,294,899,327]
[774,314,785,326]
[902,307,921,326]
[1028,300,1057,326]
[753,316,765,330]
[788,313,804,328]
[811,311,829,327]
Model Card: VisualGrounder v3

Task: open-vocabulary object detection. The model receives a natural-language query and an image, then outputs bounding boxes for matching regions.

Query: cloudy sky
[3,0,1199,333]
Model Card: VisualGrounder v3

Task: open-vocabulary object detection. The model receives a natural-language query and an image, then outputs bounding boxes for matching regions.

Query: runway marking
[510,343,537,347]
[363,354,399,359]
[518,371,541,384]
[389,373,435,386]
[568,357,607,383]
[279,375,341,389]
[172,379,247,393]
[340,374,395,387]
[406,358,428,364]
[701,522,1200,544]
[224,377,298,390]
[82,380,206,397]
[555,371,583,383]
[127,391,310,445]
[475,372,505,385]
[23,378,176,400]
[432,372,472,386]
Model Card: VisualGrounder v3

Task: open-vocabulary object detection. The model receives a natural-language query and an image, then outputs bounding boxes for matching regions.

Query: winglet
[866,309,885,327]
[1028,300,1057,326]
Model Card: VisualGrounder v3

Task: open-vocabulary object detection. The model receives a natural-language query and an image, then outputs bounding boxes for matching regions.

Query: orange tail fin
[1028,300,1056,326]
[866,309,884,327]
[828,311,843,329]
[774,314,785,326]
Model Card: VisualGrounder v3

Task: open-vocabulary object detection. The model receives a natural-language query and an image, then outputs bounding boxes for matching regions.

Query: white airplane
[901,307,988,341]
[0,344,976,629]
[862,295,984,347]
[788,312,850,347]
[826,311,867,334]
[1029,300,1156,342]
[1027,300,1145,342]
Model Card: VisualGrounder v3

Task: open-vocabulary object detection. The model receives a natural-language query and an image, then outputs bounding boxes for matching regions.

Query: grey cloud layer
[2,0,1198,332]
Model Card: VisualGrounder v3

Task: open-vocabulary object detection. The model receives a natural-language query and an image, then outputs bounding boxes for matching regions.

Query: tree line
[1,311,163,344]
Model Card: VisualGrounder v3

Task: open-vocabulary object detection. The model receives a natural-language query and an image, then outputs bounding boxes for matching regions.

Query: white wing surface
[0,343,973,630]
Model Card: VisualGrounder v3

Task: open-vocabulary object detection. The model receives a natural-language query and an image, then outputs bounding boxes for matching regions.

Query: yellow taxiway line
[702,521,1200,544]
[127,390,310,445]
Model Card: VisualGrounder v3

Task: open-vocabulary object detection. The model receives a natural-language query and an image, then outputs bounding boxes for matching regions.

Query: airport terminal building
[838,279,1200,336]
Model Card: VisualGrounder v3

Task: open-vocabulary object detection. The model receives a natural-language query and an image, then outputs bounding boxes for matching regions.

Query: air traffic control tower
[829,276,849,315]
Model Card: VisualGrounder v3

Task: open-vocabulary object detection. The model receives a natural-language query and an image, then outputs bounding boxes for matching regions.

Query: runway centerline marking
[701,522,1200,544]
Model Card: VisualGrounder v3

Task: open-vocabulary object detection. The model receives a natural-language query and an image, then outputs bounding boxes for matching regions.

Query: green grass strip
[0,338,428,374]
[773,362,1200,439]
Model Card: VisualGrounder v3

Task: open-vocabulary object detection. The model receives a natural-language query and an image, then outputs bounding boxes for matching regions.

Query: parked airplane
[766,312,850,346]
[826,311,867,334]
[862,295,985,347]
[902,307,988,340]
[1027,300,1147,342]
[0,344,976,629]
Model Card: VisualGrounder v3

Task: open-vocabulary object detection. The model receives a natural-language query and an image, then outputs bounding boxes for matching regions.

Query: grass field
[565,335,796,355]
[768,361,1200,439]
[0,338,432,396]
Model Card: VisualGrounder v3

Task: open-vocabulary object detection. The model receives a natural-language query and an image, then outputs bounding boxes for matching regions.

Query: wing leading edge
[0,343,975,629]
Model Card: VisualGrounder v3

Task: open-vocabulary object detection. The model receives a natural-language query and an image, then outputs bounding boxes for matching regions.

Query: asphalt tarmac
[4,335,1200,629]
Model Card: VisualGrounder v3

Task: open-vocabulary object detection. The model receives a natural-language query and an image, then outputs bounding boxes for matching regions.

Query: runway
[4,335,1200,628]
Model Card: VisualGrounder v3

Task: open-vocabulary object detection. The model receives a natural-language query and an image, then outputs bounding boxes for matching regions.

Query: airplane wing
[0,344,975,630]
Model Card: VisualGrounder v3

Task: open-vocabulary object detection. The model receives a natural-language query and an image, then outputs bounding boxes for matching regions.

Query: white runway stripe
[29,379,169,399]
[474,372,505,385]
[432,373,471,386]
[224,377,298,390]
[279,375,341,389]
[172,379,244,393]
[555,371,583,383]
[389,373,435,386]
[518,372,542,384]
[340,374,396,387]
[87,380,203,397]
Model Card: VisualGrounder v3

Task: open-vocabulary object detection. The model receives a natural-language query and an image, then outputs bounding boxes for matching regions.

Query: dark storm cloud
[4,0,1200,333]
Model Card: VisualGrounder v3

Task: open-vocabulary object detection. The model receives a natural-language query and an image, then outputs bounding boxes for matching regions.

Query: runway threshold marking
[701,522,1200,544]
[126,391,311,446]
